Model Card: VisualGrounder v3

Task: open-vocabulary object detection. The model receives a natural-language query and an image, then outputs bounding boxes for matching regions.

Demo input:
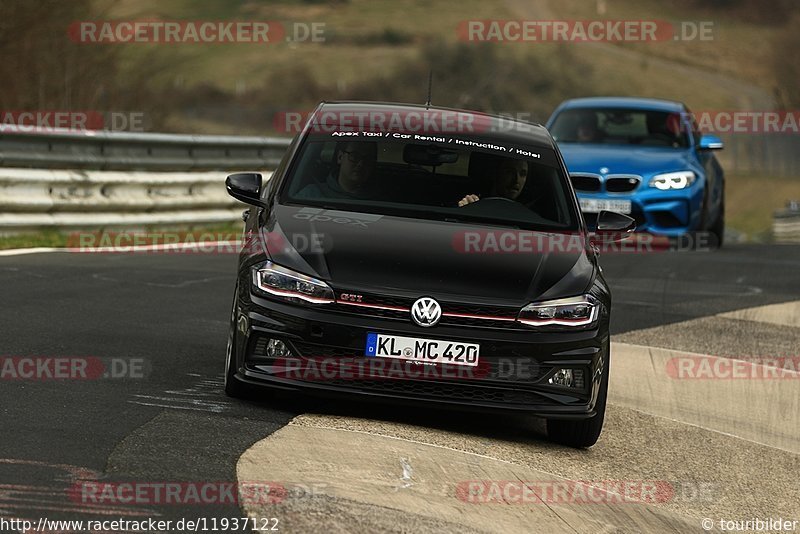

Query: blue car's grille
[570,173,601,192]
[605,175,641,193]
[570,173,641,193]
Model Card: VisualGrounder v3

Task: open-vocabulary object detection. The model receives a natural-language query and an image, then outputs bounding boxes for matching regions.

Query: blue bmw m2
[547,97,725,247]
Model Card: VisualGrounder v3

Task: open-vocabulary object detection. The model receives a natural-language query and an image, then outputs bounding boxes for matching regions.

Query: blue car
[546,97,725,246]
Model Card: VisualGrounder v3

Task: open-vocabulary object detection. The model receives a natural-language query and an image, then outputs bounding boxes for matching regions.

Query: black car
[223,102,634,447]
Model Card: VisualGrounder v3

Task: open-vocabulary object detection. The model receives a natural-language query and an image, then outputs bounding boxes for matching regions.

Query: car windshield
[550,108,690,148]
[279,135,578,231]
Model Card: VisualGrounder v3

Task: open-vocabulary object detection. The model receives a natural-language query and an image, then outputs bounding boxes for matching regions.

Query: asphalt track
[1,244,799,532]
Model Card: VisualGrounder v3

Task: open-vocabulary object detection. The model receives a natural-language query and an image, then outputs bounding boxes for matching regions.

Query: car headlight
[517,295,600,328]
[251,261,334,304]
[649,171,696,190]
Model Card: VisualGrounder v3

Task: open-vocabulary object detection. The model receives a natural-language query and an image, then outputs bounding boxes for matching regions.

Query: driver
[457,158,528,207]
[575,111,602,142]
[296,141,378,199]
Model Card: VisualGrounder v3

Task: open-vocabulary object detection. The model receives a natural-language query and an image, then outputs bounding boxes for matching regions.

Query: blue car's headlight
[251,261,334,304]
[649,171,696,190]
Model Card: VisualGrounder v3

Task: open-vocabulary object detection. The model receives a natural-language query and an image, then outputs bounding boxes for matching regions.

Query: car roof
[554,97,685,113]
[309,101,556,150]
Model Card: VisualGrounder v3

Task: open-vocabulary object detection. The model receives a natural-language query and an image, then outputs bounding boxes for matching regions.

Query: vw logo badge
[411,297,442,327]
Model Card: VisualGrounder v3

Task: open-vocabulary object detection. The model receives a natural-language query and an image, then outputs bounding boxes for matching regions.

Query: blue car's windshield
[550,108,690,148]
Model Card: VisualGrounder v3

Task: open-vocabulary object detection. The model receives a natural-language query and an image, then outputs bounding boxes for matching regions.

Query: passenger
[296,141,378,199]
[576,112,602,142]
[458,158,529,207]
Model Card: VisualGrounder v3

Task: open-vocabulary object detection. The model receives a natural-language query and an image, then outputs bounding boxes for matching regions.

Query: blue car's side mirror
[698,134,724,150]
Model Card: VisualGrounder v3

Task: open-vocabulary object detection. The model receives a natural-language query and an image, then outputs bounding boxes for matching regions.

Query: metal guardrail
[0,126,291,171]
[723,134,800,179]
[773,201,800,244]
[9,127,796,242]
[0,127,291,233]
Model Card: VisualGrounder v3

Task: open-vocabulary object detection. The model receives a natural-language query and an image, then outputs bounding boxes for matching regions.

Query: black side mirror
[592,210,636,243]
[226,172,265,207]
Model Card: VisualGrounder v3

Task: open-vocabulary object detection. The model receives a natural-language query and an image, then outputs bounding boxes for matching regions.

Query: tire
[546,349,609,448]
[224,283,250,399]
[689,185,712,250]
[709,200,725,249]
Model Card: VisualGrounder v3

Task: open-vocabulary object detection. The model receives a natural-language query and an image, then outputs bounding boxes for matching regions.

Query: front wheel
[224,283,250,398]
[546,351,609,448]
[709,200,725,249]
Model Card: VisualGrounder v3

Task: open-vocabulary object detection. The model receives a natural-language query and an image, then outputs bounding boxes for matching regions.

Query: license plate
[365,332,479,367]
[579,198,632,214]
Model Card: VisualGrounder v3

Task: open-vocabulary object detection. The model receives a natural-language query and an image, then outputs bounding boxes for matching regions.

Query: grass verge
[726,173,798,241]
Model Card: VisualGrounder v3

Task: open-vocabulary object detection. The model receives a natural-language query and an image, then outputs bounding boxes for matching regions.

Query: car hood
[262,205,595,306]
[558,144,695,176]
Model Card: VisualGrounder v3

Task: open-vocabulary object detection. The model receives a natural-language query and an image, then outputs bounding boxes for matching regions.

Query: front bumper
[579,184,704,236]
[231,287,610,419]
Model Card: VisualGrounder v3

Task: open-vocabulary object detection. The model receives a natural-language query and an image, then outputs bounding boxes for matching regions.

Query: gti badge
[411,297,442,327]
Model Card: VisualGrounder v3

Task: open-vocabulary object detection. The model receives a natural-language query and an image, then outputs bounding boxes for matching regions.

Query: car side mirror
[592,210,636,243]
[698,134,723,150]
[226,172,265,207]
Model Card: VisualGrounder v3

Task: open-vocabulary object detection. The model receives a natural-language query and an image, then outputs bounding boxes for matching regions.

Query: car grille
[320,379,545,404]
[570,173,601,192]
[289,341,360,359]
[330,292,522,329]
[329,302,408,320]
[248,337,588,405]
[571,173,642,193]
[605,175,641,193]
[286,340,555,383]
[252,336,270,357]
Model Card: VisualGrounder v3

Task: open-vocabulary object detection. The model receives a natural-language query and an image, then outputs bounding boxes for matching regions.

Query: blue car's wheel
[709,198,725,248]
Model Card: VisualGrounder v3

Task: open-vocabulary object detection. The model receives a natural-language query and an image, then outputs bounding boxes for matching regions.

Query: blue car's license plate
[580,198,632,214]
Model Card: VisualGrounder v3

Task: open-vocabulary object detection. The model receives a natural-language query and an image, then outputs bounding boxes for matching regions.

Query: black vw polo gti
[224,102,634,447]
